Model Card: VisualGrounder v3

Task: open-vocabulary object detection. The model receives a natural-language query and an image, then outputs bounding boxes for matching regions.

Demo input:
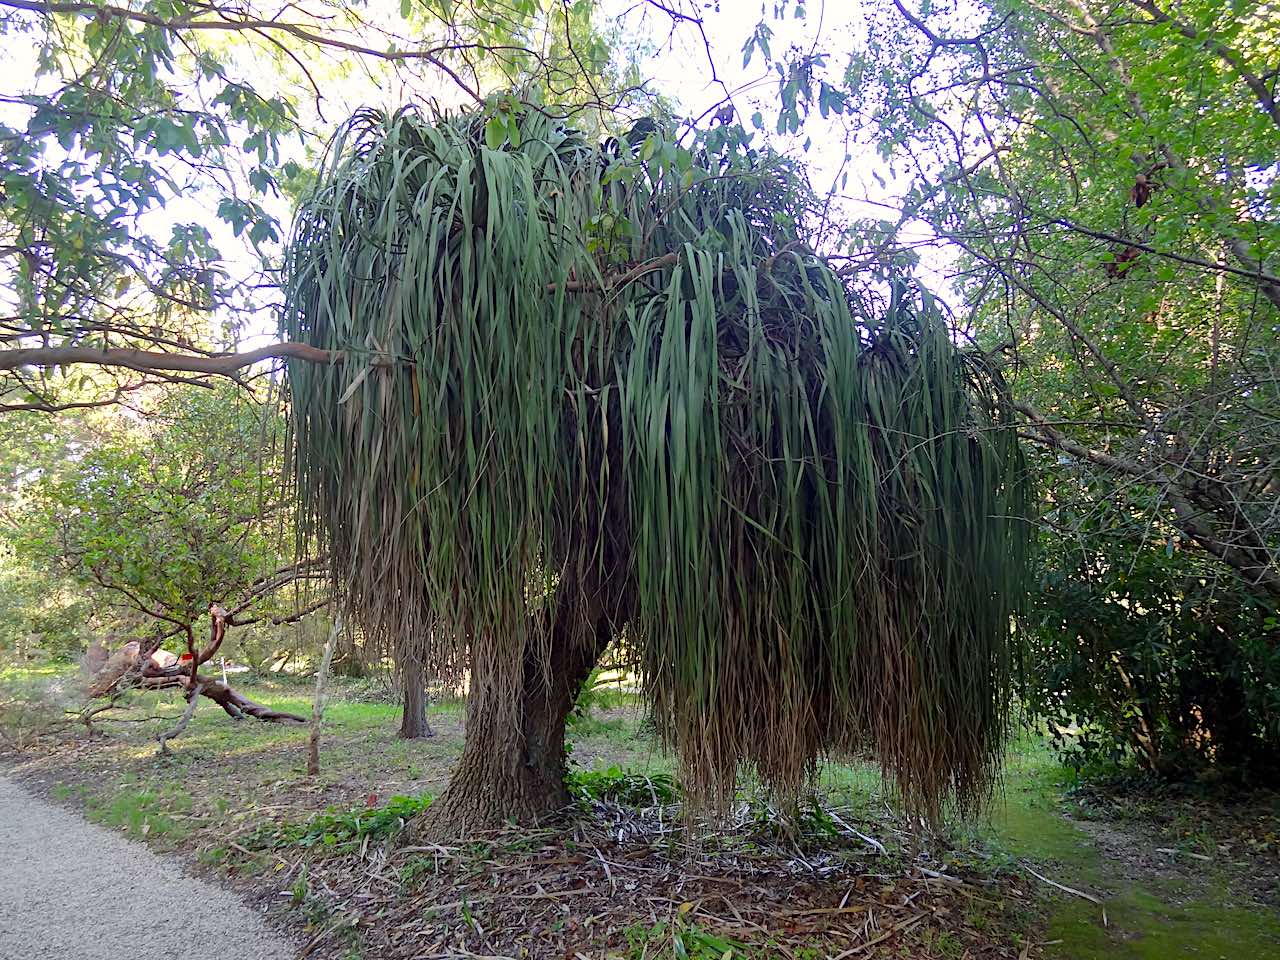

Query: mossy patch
[1045,892,1280,959]
[986,739,1280,959]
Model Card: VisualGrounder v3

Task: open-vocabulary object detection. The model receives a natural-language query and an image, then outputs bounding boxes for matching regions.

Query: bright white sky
[1,0,951,352]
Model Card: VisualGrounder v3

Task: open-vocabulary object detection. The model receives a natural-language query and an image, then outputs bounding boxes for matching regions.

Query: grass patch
[569,765,678,805]
[86,788,182,839]
[243,793,432,853]
[0,661,77,682]
[624,919,746,959]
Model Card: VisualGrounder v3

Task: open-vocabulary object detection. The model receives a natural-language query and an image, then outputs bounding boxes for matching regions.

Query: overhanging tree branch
[0,342,341,376]
[1016,401,1280,599]
[1,0,485,102]
[0,255,695,380]
[1125,0,1280,133]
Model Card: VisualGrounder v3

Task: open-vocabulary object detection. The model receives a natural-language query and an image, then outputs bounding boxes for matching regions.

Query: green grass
[8,664,1278,958]
[1044,893,1280,960]
[0,661,75,682]
[975,737,1280,960]
[623,919,746,959]
[85,788,184,840]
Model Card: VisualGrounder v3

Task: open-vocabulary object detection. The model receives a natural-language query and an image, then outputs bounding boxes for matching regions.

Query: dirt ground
[2,673,1278,959]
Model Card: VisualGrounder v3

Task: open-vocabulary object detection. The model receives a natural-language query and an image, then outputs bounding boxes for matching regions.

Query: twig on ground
[1022,864,1100,904]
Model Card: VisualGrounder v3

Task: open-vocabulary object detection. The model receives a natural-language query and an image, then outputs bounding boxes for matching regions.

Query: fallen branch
[1155,846,1212,862]
[85,604,307,738]
[1023,863,1107,926]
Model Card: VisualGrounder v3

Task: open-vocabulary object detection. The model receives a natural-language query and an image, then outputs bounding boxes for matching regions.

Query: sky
[630,0,953,289]
[0,0,953,354]
[633,1,879,214]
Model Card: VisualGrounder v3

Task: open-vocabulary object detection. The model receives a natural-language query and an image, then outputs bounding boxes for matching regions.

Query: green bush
[568,766,678,805]
[245,793,432,851]
[0,672,67,749]
[1028,528,1280,784]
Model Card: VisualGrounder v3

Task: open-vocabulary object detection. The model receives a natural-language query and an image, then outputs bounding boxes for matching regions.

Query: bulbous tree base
[413,619,604,839]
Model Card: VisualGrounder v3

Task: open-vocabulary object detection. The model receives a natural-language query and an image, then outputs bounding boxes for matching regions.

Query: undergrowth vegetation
[3,670,1278,958]
[243,794,435,853]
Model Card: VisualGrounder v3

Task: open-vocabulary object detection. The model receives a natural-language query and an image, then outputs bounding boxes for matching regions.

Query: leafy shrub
[0,670,71,749]
[0,545,91,662]
[245,793,432,851]
[745,794,844,841]
[1028,526,1280,784]
[625,920,744,960]
[566,666,610,730]
[568,765,678,805]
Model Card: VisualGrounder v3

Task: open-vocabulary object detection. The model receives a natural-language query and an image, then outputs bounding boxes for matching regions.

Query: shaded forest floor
[2,666,1278,959]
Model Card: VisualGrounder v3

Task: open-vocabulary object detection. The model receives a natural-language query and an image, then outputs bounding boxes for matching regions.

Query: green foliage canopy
[282,104,1032,816]
[14,387,301,635]
[810,0,1280,779]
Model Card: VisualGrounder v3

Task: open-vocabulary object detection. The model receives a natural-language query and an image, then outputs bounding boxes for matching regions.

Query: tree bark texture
[398,653,434,740]
[418,618,607,835]
[415,559,625,837]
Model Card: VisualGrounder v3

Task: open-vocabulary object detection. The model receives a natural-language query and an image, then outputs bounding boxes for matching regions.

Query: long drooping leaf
[282,104,1032,818]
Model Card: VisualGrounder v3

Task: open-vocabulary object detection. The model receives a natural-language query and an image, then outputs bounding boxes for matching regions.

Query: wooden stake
[307,616,341,776]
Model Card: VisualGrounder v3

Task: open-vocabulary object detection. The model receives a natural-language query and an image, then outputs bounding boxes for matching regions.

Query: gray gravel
[0,776,296,960]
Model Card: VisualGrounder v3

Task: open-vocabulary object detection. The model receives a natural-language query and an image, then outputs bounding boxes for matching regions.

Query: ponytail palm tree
[282,104,1031,834]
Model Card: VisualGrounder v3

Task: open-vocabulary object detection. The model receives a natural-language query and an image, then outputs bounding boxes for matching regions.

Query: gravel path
[0,776,296,960]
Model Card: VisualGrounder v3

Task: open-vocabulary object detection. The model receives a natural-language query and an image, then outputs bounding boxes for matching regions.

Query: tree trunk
[415,602,612,837]
[156,682,202,756]
[307,618,340,776]
[398,654,434,739]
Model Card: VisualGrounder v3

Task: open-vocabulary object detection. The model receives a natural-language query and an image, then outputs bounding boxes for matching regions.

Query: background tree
[397,648,433,740]
[0,0,690,731]
[13,385,325,646]
[844,0,1279,592]
[1027,472,1280,781]
[282,105,1032,833]
[0,409,97,658]
[823,0,1279,777]
[0,0,660,406]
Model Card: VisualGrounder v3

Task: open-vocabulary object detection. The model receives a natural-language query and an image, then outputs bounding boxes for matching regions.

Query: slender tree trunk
[307,618,339,776]
[156,683,202,756]
[398,653,434,739]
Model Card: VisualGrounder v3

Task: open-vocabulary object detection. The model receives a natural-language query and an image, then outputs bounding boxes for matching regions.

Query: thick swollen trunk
[399,656,433,739]
[417,610,609,837]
